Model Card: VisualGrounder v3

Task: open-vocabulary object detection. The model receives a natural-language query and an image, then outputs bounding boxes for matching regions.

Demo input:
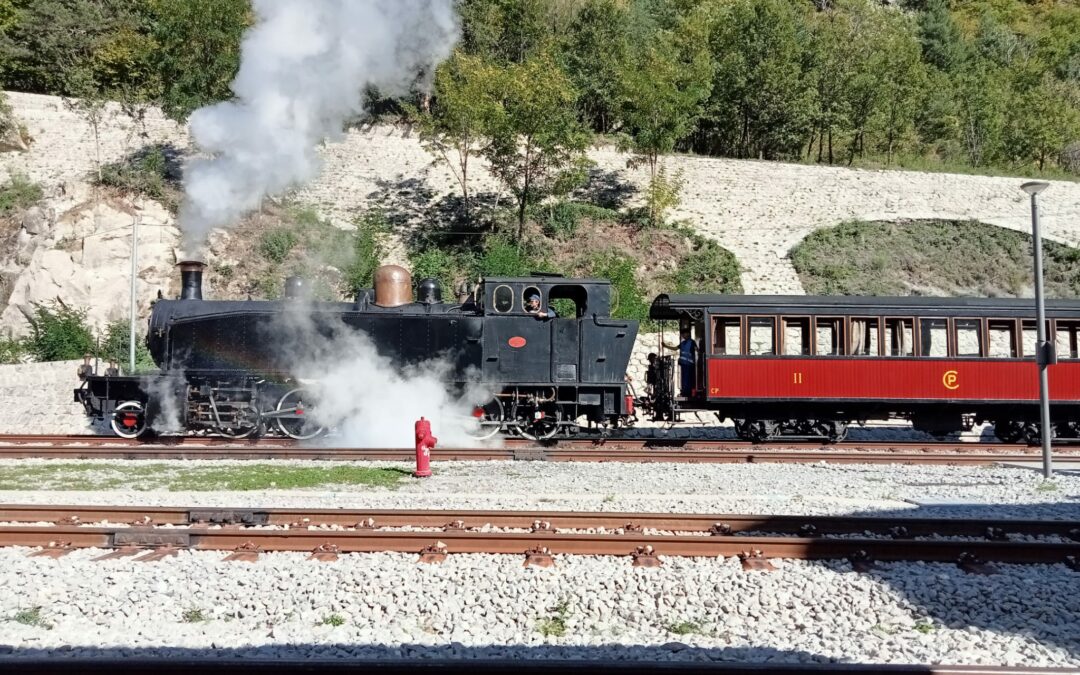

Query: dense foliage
[22,301,95,361]
[791,219,1080,298]
[0,0,1073,176]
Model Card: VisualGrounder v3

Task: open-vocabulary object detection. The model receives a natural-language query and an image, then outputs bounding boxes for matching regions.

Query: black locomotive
[76,262,639,440]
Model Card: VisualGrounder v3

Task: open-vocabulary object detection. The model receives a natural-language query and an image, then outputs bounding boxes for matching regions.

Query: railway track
[2,505,1077,568]
[0,434,1072,465]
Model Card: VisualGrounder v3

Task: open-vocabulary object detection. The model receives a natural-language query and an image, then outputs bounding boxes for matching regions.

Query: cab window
[493,285,513,313]
[522,286,542,314]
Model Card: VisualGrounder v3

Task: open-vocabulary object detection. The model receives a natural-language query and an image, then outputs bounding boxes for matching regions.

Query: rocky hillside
[4,90,1080,339]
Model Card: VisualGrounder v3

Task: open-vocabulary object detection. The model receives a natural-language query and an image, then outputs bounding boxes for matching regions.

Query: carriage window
[987,320,1018,358]
[919,318,949,357]
[1025,320,1052,358]
[748,317,776,355]
[782,317,811,355]
[711,316,742,355]
[885,318,914,356]
[955,319,984,357]
[1055,320,1080,359]
[849,317,879,356]
[816,317,844,355]
[493,285,513,313]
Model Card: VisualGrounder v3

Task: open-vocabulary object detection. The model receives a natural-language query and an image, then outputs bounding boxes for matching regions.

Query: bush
[258,228,299,264]
[0,171,43,215]
[98,320,156,373]
[668,234,742,294]
[411,246,468,294]
[0,335,27,364]
[475,236,550,277]
[586,252,650,322]
[97,145,181,211]
[1062,141,1080,175]
[24,302,95,362]
[791,219,1080,297]
[342,211,386,293]
[533,200,621,239]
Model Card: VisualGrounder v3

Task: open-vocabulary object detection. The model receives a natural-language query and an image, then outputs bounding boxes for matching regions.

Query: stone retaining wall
[0,360,92,434]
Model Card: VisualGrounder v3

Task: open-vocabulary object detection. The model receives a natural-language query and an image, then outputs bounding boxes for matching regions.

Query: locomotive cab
[471,275,638,439]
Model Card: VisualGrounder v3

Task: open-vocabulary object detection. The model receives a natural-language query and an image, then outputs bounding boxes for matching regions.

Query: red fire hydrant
[414,417,437,478]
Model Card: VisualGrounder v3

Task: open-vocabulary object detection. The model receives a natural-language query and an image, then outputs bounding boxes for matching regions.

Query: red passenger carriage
[647,295,1080,443]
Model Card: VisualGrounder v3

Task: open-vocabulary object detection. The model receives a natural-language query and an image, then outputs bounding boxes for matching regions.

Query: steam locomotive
[76,262,639,440]
[77,262,1080,443]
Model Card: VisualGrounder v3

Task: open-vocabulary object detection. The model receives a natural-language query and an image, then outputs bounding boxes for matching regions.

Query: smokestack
[178,260,207,300]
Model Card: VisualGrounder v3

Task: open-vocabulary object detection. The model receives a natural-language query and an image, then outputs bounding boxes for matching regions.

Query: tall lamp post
[1020,181,1052,478]
[129,214,141,374]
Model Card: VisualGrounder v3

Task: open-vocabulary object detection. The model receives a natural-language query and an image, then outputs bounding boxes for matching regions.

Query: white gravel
[0,458,1077,520]
[0,548,1076,665]
[0,459,1076,664]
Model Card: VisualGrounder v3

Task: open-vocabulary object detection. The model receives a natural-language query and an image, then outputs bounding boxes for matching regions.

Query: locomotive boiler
[76,262,639,440]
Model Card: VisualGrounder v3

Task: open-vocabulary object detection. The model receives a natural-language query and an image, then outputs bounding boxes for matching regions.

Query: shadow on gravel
[0,645,961,673]
[833,500,1080,660]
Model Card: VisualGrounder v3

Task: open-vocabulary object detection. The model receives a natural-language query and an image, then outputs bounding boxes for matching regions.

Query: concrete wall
[0,360,92,434]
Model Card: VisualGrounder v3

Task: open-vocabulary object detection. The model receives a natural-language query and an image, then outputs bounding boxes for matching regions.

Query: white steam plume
[180,0,459,253]
[272,306,497,448]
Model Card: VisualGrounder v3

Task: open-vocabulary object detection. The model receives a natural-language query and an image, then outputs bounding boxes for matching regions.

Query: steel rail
[2,524,1078,565]
[0,444,1067,465]
[0,434,1037,449]
[2,505,1077,541]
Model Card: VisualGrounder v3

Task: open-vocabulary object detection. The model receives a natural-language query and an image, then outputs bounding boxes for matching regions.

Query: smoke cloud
[271,305,497,448]
[179,0,459,253]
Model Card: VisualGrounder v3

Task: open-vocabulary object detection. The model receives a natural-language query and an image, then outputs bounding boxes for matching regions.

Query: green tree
[869,14,926,164]
[918,0,966,73]
[23,302,95,362]
[696,0,813,159]
[99,319,154,373]
[1005,74,1080,170]
[956,63,1008,166]
[415,51,500,220]
[482,53,591,241]
[458,0,554,64]
[807,6,856,164]
[617,22,711,224]
[560,0,632,133]
[149,0,248,122]
[0,0,154,96]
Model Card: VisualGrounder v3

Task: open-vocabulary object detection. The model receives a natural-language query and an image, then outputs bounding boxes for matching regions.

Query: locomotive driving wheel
[517,406,561,441]
[217,403,261,439]
[464,397,504,441]
[110,400,148,439]
[275,388,326,440]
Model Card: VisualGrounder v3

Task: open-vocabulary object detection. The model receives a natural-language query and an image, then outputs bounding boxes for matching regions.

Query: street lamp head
[1021,181,1050,196]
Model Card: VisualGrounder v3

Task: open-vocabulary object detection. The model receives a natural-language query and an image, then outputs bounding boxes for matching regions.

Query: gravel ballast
[0,549,1076,666]
[0,458,1076,664]
[0,458,1076,520]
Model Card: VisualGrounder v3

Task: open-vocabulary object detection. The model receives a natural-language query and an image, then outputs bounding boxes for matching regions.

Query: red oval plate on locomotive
[508,336,527,348]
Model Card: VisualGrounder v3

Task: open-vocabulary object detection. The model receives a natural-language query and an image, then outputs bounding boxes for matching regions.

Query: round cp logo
[942,370,959,390]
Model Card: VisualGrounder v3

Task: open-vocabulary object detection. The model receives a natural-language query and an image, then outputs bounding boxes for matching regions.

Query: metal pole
[1025,183,1053,478]
[129,215,139,374]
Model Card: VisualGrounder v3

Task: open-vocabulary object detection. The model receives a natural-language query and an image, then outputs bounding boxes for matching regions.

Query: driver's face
[527,299,540,310]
